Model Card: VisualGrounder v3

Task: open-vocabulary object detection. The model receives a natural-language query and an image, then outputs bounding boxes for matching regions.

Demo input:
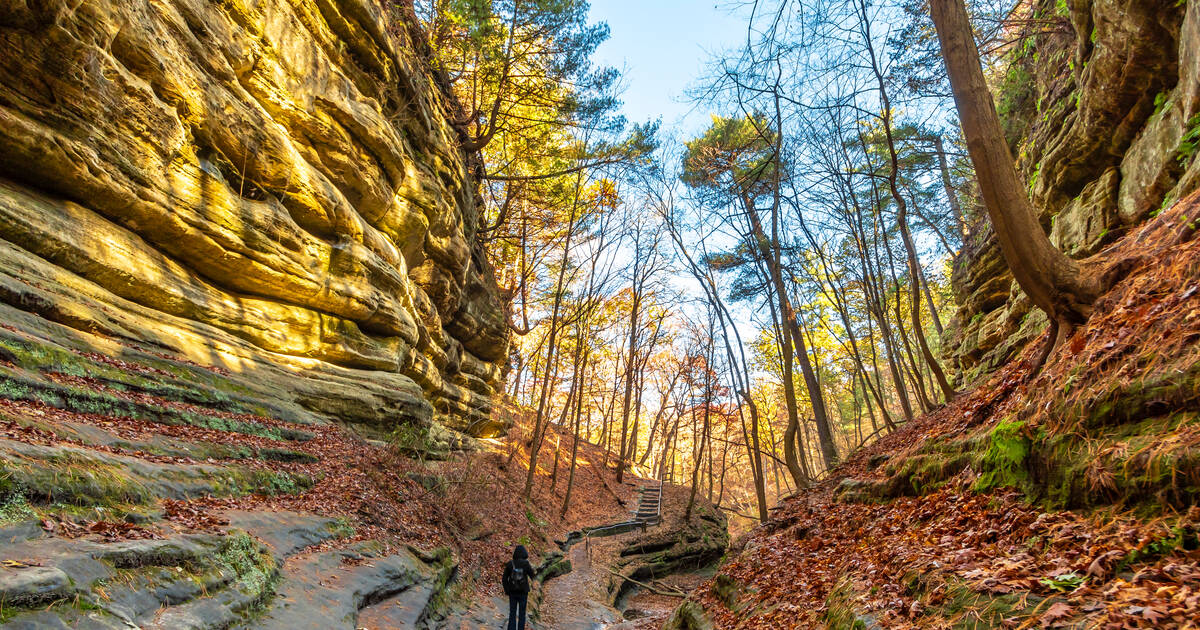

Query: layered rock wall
[0,0,508,434]
[945,0,1199,380]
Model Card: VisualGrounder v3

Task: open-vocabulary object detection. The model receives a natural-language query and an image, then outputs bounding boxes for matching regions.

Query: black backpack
[503,561,529,594]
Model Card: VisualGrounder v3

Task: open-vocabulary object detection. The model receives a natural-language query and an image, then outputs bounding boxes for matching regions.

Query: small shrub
[216,532,277,599]
[390,423,435,459]
[242,470,312,496]
[1177,113,1200,165]
[326,517,355,539]
[525,509,548,529]
[713,573,740,608]
[1040,572,1085,592]
[0,489,35,523]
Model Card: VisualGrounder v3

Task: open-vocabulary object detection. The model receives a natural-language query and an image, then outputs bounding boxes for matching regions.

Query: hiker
[501,544,534,630]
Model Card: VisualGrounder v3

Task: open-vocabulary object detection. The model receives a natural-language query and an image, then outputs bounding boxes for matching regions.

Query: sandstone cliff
[0,0,508,435]
[945,0,1198,381]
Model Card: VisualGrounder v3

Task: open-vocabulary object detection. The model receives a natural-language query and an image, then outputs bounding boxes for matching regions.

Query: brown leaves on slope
[688,196,1200,628]
[698,475,1200,629]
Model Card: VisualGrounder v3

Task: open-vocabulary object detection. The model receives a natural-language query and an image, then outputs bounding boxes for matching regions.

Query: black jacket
[503,545,535,595]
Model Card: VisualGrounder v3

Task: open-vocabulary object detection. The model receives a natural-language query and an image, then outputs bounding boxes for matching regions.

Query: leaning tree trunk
[929,0,1103,338]
[616,279,640,484]
[768,293,811,485]
[742,193,839,472]
[685,397,711,519]
[561,351,589,517]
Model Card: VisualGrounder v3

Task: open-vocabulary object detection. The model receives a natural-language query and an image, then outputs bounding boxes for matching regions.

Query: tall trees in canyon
[850,0,956,402]
[614,218,669,483]
[681,115,838,480]
[402,0,1153,533]
[664,0,969,494]
[413,0,978,526]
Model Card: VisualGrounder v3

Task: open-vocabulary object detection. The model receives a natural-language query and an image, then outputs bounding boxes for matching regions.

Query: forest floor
[682,195,1200,628]
[0,386,635,590]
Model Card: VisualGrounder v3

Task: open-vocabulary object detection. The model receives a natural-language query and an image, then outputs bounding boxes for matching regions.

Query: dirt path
[538,539,623,629]
[432,488,646,628]
[431,482,714,629]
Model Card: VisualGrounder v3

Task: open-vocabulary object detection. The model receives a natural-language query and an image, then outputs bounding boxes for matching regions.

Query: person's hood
[513,545,528,561]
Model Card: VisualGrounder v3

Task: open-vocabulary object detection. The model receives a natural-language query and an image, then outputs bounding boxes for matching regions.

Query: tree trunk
[561,352,589,517]
[738,392,770,521]
[627,369,645,470]
[929,0,1103,333]
[861,22,956,402]
[740,192,838,472]
[523,208,579,497]
[845,177,915,422]
[919,263,945,335]
[616,273,640,483]
[551,331,585,492]
[933,134,968,236]
[882,238,936,412]
[765,286,810,486]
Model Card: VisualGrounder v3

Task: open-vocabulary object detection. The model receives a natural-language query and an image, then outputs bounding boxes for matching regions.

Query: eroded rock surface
[0,0,507,436]
[0,512,452,629]
[945,0,1199,381]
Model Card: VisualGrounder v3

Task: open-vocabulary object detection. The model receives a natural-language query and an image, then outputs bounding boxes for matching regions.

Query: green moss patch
[861,409,1200,513]
[973,419,1031,493]
[823,576,872,630]
[909,574,1053,629]
[0,451,154,508]
[0,443,312,518]
[0,489,36,522]
[215,532,279,600]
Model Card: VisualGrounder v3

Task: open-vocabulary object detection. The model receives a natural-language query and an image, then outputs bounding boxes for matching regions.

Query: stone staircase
[633,479,663,525]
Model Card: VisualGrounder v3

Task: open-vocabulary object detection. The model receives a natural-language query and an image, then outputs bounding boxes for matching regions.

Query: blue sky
[588,1,745,136]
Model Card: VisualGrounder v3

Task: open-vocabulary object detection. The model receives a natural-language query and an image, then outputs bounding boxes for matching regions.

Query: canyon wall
[0,0,508,435]
[945,0,1199,381]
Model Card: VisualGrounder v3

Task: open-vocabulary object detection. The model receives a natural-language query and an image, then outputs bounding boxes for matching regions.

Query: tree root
[1029,319,1060,377]
[603,567,687,598]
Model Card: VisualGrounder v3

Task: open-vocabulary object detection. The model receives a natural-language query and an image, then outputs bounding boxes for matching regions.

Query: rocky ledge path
[0,510,452,630]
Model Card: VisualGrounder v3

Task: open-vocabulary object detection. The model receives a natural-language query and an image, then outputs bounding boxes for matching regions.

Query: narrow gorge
[1,0,1198,628]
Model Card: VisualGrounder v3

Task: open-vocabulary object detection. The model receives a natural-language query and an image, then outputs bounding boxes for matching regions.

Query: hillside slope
[0,311,647,627]
[666,199,1200,628]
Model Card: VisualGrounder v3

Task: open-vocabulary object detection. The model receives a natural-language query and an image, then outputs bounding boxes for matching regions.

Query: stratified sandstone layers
[0,0,508,434]
[945,0,1199,381]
